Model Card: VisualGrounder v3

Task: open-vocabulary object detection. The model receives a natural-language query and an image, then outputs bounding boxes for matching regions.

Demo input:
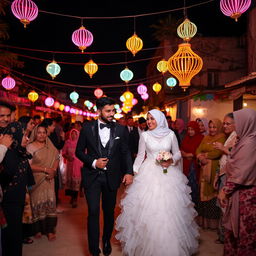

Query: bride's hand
[160,159,173,168]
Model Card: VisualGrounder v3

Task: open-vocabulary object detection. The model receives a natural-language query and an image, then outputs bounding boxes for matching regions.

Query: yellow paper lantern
[59,104,65,111]
[177,18,197,42]
[28,90,39,102]
[167,43,203,91]
[122,91,134,102]
[157,59,168,74]
[152,82,162,94]
[84,59,98,78]
[126,33,143,56]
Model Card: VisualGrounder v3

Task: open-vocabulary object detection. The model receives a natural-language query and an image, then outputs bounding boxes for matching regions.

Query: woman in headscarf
[116,109,199,256]
[196,117,209,135]
[0,121,34,256]
[62,128,83,208]
[212,113,237,244]
[196,119,226,230]
[26,124,59,241]
[218,108,256,256]
[180,121,204,207]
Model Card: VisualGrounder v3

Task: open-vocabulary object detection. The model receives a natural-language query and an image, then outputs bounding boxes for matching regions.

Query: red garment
[180,121,204,179]
[224,185,256,256]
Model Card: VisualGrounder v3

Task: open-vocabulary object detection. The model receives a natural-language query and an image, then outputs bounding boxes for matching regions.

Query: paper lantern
[167,43,203,91]
[157,59,168,74]
[123,91,134,102]
[126,33,143,56]
[1,76,16,90]
[120,67,133,83]
[72,26,93,52]
[152,82,162,94]
[141,93,149,100]
[132,98,138,105]
[54,101,60,109]
[84,59,98,78]
[46,60,61,79]
[120,95,125,102]
[64,105,70,112]
[177,18,197,42]
[28,90,38,102]
[166,77,177,88]
[70,91,79,103]
[220,0,251,21]
[94,88,103,98]
[137,84,147,95]
[45,97,54,107]
[11,0,38,28]
[59,104,65,111]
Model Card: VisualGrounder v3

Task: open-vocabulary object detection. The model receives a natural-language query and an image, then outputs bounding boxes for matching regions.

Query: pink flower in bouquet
[156,151,172,173]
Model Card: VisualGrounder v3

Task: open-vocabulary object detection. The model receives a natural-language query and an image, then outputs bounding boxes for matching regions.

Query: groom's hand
[122,174,133,186]
[96,158,109,169]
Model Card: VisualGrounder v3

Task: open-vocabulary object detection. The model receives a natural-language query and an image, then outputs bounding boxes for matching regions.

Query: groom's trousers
[85,172,117,255]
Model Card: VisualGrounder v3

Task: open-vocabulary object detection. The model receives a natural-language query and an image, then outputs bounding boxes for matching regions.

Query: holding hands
[160,158,173,168]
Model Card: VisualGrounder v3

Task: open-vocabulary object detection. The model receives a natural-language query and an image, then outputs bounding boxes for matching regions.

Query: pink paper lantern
[64,105,71,112]
[137,84,147,95]
[132,98,138,105]
[1,76,16,90]
[220,0,251,21]
[11,0,38,28]
[72,26,93,52]
[141,93,149,101]
[44,97,54,107]
[94,88,103,98]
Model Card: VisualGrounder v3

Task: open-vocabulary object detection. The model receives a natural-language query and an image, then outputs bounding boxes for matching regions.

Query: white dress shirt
[98,120,110,147]
[92,120,111,169]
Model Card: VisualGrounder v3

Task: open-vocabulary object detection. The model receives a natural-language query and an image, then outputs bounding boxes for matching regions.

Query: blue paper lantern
[166,77,177,88]
[70,91,79,103]
[46,60,61,79]
[120,67,133,83]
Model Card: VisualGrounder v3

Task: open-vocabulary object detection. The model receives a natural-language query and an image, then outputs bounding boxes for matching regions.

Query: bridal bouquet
[156,151,172,174]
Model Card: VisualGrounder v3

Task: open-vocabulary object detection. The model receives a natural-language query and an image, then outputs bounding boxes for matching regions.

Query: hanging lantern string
[38,0,214,20]
[183,0,187,17]
[0,64,163,89]
[5,51,162,66]
[133,16,136,33]
[0,43,168,55]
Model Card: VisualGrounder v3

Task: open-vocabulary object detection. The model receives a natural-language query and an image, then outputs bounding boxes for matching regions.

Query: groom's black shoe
[102,240,112,256]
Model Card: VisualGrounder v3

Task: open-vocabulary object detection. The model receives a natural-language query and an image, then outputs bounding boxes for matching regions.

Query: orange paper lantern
[167,43,203,91]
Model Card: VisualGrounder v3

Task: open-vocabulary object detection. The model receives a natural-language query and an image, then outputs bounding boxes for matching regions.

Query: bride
[115,109,199,256]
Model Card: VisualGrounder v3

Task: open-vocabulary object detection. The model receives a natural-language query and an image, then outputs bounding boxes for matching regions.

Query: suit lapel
[91,121,101,156]
[107,123,116,157]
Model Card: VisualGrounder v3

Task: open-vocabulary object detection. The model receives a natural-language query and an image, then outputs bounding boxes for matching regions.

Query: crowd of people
[0,97,255,256]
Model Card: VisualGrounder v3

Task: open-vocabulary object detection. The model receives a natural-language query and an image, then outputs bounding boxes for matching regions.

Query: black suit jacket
[75,120,133,190]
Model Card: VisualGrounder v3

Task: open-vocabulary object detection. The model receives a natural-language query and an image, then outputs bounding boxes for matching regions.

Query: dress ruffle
[116,158,199,256]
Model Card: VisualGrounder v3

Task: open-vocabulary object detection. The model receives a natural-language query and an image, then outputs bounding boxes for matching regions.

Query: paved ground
[23,187,224,256]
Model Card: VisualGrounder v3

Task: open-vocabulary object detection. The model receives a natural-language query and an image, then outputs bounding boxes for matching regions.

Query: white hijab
[148,109,171,138]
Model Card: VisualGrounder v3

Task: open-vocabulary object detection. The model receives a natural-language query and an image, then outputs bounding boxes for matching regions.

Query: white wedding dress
[115,131,199,256]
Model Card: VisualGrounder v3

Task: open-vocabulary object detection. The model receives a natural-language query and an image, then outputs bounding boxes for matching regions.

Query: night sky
[3,0,249,104]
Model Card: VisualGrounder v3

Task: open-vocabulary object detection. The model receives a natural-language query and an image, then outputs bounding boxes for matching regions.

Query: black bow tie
[100,123,112,129]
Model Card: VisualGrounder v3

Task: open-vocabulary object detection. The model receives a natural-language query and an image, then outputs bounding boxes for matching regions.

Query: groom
[76,97,133,256]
